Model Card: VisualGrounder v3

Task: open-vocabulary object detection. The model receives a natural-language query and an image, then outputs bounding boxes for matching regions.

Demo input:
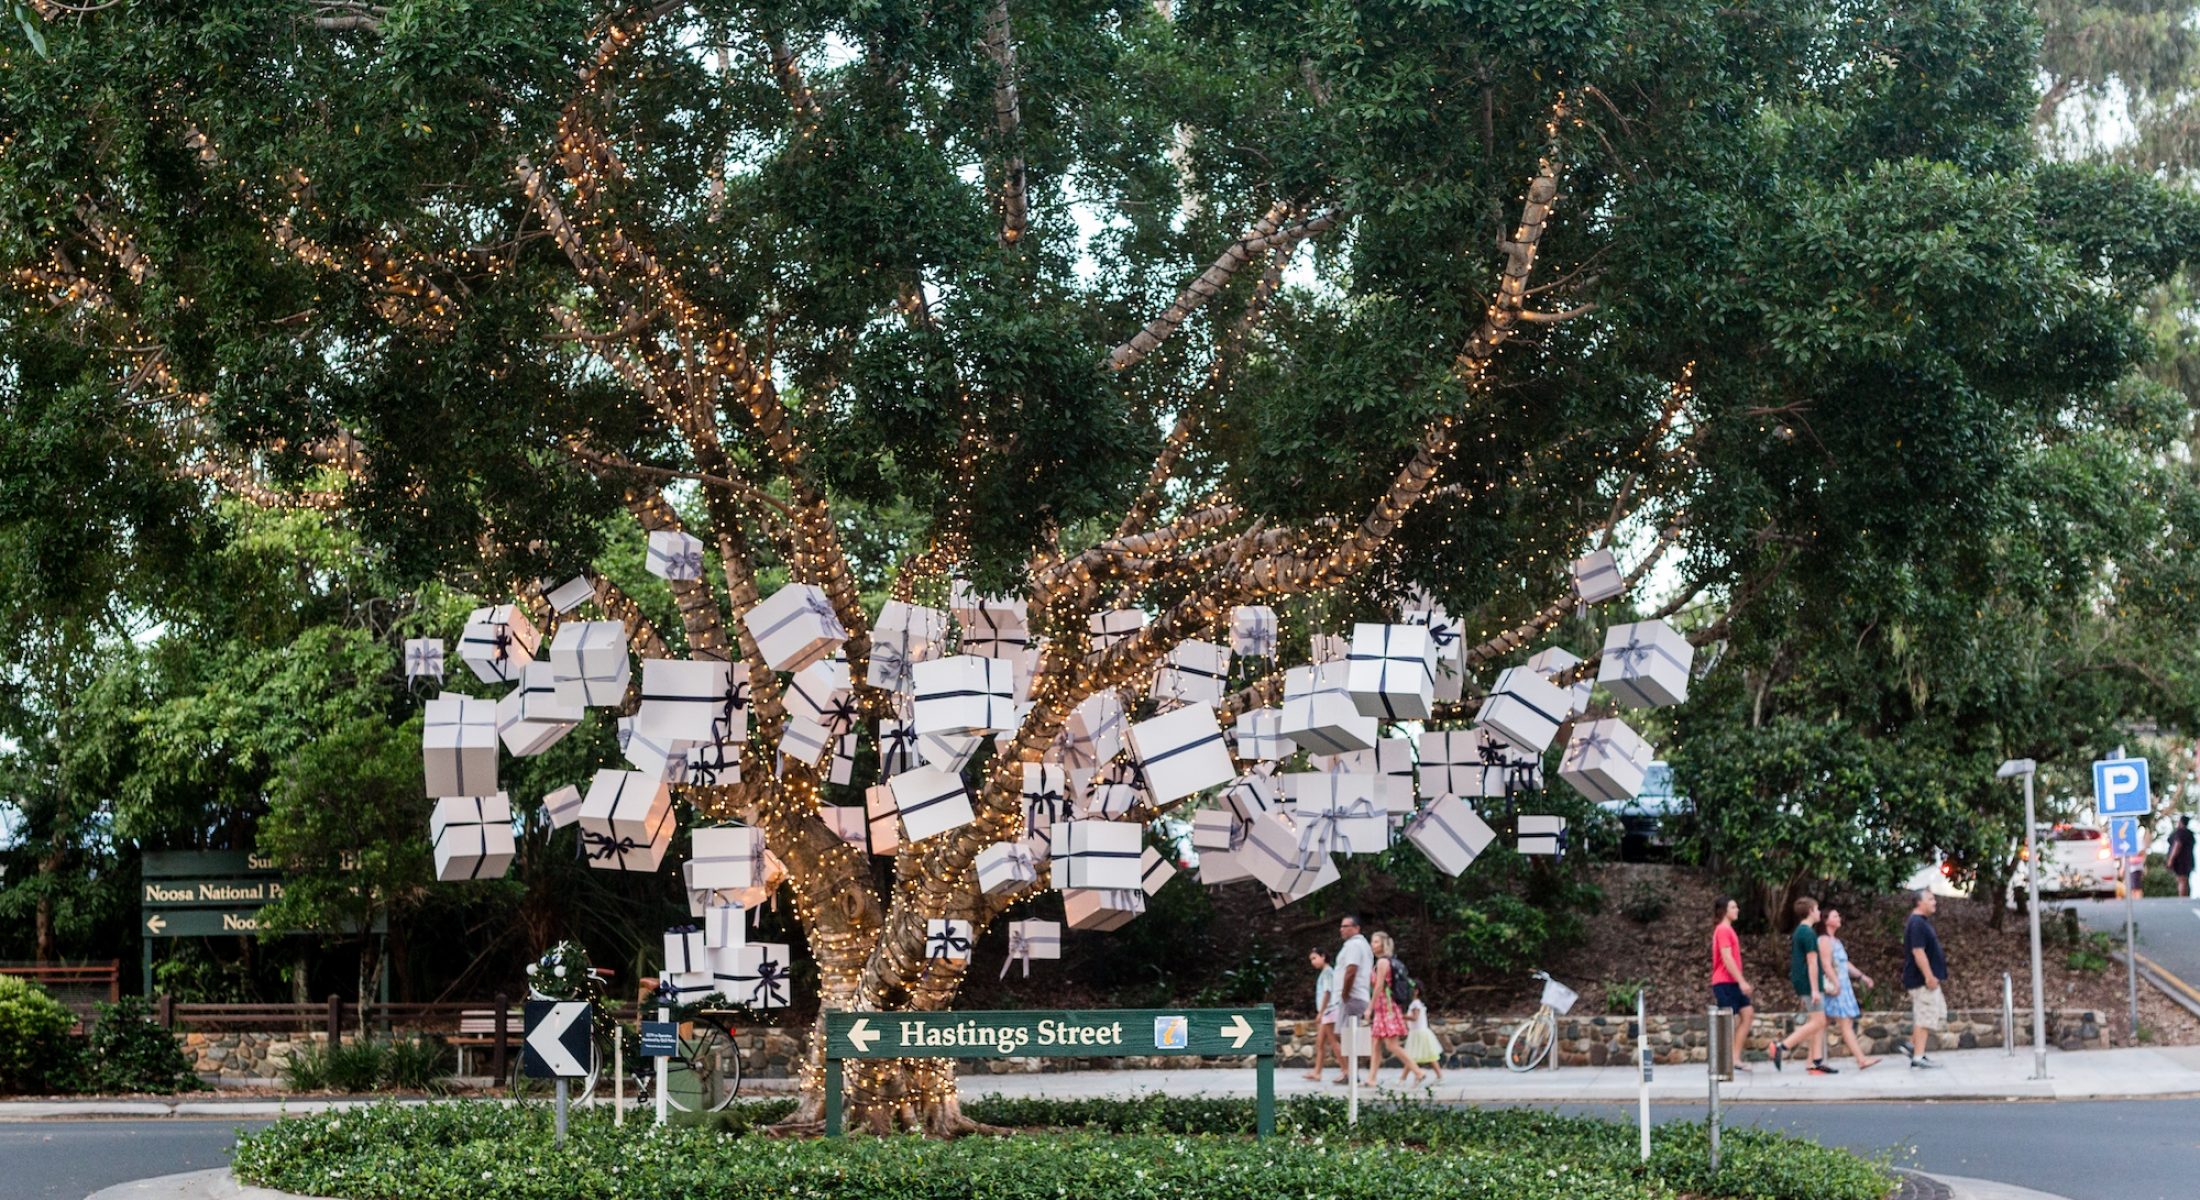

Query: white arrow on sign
[845,1017,880,1053]
[1221,1014,1253,1049]
[525,1003,589,1078]
[145,914,167,934]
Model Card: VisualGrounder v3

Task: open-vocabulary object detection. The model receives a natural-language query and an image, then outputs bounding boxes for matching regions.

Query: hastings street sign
[822,1007,1276,1137]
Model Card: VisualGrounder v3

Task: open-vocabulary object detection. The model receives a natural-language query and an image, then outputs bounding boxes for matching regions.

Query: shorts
[1339,996,1368,1020]
[1909,985,1947,1031]
[1319,1007,1337,1026]
[1796,994,1824,1019]
[1711,982,1747,1011]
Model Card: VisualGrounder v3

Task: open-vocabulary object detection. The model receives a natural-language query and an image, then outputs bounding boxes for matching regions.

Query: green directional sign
[142,878,287,908]
[142,906,386,938]
[823,1007,1276,1137]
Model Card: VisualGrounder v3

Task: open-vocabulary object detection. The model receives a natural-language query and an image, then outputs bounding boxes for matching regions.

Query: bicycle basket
[1541,977,1579,1015]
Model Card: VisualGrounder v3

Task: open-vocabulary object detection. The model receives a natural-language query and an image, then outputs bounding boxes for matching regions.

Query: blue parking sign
[2109,817,2147,859]
[2093,757,2151,818]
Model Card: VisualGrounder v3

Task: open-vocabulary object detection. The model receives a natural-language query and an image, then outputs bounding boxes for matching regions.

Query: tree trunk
[35,835,61,963]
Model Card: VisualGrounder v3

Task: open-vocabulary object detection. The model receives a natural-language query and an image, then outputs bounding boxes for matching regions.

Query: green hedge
[234,1097,1890,1200]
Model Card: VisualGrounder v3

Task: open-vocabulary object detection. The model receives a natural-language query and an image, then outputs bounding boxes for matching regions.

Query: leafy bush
[0,975,85,1094]
[281,1042,329,1092]
[380,1036,452,1093]
[283,1037,449,1093]
[2066,930,2115,974]
[85,996,203,1093]
[1619,878,1671,924]
[1604,979,1648,1015]
[235,1096,1890,1200]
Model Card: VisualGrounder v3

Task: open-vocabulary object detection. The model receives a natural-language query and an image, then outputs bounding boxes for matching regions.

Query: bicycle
[1504,969,1579,1072]
[636,1005,745,1113]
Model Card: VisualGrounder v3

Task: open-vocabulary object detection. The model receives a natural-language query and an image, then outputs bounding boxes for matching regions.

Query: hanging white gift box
[1572,549,1624,604]
[1127,701,1233,805]
[1222,772,1282,821]
[828,732,857,785]
[1064,692,1127,767]
[1020,764,1070,856]
[961,609,1030,658]
[821,805,867,846]
[1310,633,1350,664]
[422,694,498,799]
[787,660,854,729]
[910,655,1015,735]
[1152,640,1231,708]
[1329,739,1417,813]
[623,727,696,784]
[703,902,747,952]
[871,601,948,692]
[430,794,515,882]
[544,574,594,614]
[1191,809,1245,853]
[723,942,793,1010]
[925,919,974,963]
[549,620,632,708]
[541,783,584,829]
[917,730,982,773]
[777,714,833,767]
[1405,796,1497,877]
[1475,666,1570,753]
[1267,851,1341,906]
[1525,645,1593,715]
[1080,773,1143,819]
[686,736,743,788]
[1416,729,1518,797]
[1240,812,1333,895]
[1003,919,1062,976]
[865,784,902,856]
[1559,717,1654,803]
[646,529,706,581]
[497,662,583,757]
[637,659,734,743]
[1280,664,1377,755]
[663,925,710,976]
[991,700,1035,753]
[1232,708,1295,762]
[1199,846,1258,886]
[743,583,848,672]
[689,825,767,890]
[1054,820,1142,891]
[1285,774,1389,856]
[1088,608,1148,650]
[578,768,676,872]
[1229,605,1279,658]
[1345,622,1437,721]
[1140,846,1178,896]
[888,765,976,842]
[403,638,445,683]
[976,841,1041,896]
[1518,813,1568,856]
[661,971,716,1005]
[878,719,921,778]
[1598,619,1693,708]
[1063,887,1145,931]
[458,605,539,685]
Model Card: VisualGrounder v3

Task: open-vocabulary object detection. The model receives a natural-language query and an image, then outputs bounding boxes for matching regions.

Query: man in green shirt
[1770,896,1836,1074]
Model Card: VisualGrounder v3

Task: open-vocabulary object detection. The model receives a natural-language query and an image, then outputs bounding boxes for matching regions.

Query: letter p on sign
[2093,757,2151,818]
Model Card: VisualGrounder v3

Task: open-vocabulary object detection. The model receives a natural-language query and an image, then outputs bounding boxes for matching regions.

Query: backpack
[1388,956,1417,1008]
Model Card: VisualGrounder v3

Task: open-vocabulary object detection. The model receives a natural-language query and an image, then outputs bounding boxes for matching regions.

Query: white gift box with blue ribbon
[911,654,1015,735]
[663,925,710,976]
[1191,809,1244,853]
[1284,774,1389,856]
[430,793,515,881]
[1088,607,1147,650]
[637,658,735,743]
[497,662,584,757]
[1019,763,1069,857]
[548,620,631,708]
[925,919,974,963]
[403,638,445,682]
[1325,739,1417,813]
[624,726,696,785]
[1139,846,1178,896]
[1280,663,1377,755]
[541,783,584,829]
[1240,811,1334,896]
[458,605,538,685]
[878,718,921,778]
[777,714,833,767]
[578,768,675,872]
[1126,701,1233,804]
[917,730,982,772]
[864,784,902,855]
[1475,666,1570,753]
[689,825,766,891]
[422,694,498,799]
[1404,795,1497,877]
[1229,605,1279,658]
[1345,622,1437,721]
[544,574,594,614]
[1063,691,1127,767]
[1063,887,1145,931]
[1152,639,1231,708]
[976,841,1041,896]
[720,942,793,1010]
[821,805,867,846]
[704,901,747,951]
[1572,549,1624,604]
[1525,645,1593,715]
[787,660,854,729]
[1232,707,1295,762]
[1055,820,1142,891]
[1002,919,1062,976]
[1558,717,1653,803]
[646,529,706,581]
[743,583,848,672]
[1518,813,1568,856]
[871,601,948,692]
[1222,771,1281,821]
[888,764,976,842]
[1598,619,1693,708]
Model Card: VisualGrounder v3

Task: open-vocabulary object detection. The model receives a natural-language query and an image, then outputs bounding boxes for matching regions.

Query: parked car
[2012,824,2120,898]
[1600,762,1684,862]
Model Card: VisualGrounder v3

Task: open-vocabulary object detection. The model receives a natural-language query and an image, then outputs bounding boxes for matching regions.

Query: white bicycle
[1504,970,1579,1072]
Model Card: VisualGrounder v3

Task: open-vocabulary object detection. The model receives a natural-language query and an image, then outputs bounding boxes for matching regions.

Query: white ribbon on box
[430,794,515,881]
[1404,796,1497,877]
[1474,666,1569,753]
[1280,664,1377,755]
[976,841,1041,896]
[1572,549,1624,604]
[1345,622,1437,721]
[647,529,706,581]
[1055,820,1142,891]
[1597,619,1693,709]
[423,694,498,799]
[1229,605,1278,658]
[1289,782,1389,859]
[1559,717,1653,803]
[1001,919,1062,977]
[1139,846,1178,896]
[1063,888,1145,931]
[888,765,976,842]
[743,583,848,673]
[1126,701,1234,805]
[404,638,445,683]
[1518,814,1568,856]
[1232,708,1295,763]
[911,654,1015,735]
[925,919,973,963]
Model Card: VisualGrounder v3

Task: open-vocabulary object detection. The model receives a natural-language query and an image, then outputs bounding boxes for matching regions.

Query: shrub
[283,1037,448,1093]
[380,1036,451,1093]
[234,1096,1891,1200]
[0,976,85,1094]
[1619,878,1670,924]
[1604,979,1648,1015]
[323,1040,389,1092]
[85,996,203,1094]
[281,1042,329,1092]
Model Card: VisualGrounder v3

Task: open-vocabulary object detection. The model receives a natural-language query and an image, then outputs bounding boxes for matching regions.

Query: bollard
[2003,973,2014,1056]
[491,993,509,1086]
[1706,1007,1723,1177]
[325,994,343,1048]
[156,993,174,1030]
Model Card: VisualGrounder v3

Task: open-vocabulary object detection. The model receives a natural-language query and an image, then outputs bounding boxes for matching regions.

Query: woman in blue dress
[1818,909,1881,1070]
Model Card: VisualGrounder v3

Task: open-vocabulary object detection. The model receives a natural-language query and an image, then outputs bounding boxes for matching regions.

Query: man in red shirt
[1710,896,1755,1070]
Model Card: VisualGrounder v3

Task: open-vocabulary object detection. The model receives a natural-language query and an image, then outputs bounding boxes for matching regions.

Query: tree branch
[1104,205,1341,372]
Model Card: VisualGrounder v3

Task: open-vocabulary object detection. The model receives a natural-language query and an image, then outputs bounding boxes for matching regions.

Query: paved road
[2075,894,2200,989]
[3,1120,266,1199]
[11,1101,2200,1200]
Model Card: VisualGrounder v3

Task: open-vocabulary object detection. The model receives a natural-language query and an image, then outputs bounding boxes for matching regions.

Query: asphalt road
[9,1101,2199,1200]
[2075,894,2200,990]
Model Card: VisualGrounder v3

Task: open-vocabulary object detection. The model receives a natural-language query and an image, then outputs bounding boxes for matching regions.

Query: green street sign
[141,849,360,878]
[142,907,385,938]
[141,878,286,908]
[823,1007,1276,1138]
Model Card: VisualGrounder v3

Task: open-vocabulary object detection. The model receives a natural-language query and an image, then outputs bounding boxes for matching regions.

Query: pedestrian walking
[1902,889,1948,1069]
[1769,897,1835,1074]
[1710,896,1756,1070]
[1333,915,1373,1086]
[1305,948,1341,1082]
[1403,996,1445,1082]
[2168,816,2195,898]
[1361,931,1426,1087]
[1817,908,1881,1070]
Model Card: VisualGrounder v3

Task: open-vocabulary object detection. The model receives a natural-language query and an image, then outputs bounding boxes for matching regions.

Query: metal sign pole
[1705,1006,1721,1177]
[554,1078,569,1148]
[1345,1015,1360,1126]
[2022,767,2048,1079]
[2124,858,2140,1039]
[1636,988,1650,1163]
[614,1026,625,1127]
[655,1003,670,1127]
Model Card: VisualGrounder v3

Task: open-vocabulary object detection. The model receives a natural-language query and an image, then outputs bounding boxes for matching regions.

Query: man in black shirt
[1902,890,1948,1069]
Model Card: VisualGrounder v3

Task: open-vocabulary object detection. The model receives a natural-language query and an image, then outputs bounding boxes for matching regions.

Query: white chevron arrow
[525,1002,588,1078]
[1222,1014,1254,1049]
[845,1017,880,1053]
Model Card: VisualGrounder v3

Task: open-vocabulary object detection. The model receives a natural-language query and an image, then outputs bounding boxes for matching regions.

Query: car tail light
[2098,847,2111,860]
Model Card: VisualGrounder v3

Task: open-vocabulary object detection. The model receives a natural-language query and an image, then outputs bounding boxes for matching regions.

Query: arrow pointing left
[144,914,167,934]
[524,1002,590,1078]
[846,1017,880,1053]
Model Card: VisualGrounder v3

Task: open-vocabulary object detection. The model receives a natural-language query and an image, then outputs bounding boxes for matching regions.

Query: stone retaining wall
[179,1008,2108,1081]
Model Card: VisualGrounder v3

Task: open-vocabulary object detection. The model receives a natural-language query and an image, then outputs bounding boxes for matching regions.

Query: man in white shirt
[1334,915,1372,1085]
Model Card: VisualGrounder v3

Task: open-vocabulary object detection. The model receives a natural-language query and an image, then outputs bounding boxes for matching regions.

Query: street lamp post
[1998,758,2049,1079]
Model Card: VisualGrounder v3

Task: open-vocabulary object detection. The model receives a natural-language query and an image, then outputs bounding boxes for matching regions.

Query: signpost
[2094,755,2151,1039]
[642,1012,676,1126]
[822,1007,1276,1138]
[522,1000,593,1147]
[137,849,378,995]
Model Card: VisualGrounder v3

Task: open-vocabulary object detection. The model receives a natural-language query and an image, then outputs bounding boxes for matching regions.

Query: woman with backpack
[1362,931,1427,1086]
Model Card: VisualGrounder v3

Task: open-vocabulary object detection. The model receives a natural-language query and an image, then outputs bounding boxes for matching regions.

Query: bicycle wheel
[661,1024,742,1112]
[1505,1008,1555,1073]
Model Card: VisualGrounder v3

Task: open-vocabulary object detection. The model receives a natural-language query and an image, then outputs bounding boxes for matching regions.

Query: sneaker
[1808,1061,1838,1075]
[1901,1042,1915,1062]
[1911,1056,1942,1070]
[1770,1044,1784,1072]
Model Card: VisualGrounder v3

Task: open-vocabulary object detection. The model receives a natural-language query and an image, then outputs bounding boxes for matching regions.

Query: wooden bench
[449,1008,516,1077]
